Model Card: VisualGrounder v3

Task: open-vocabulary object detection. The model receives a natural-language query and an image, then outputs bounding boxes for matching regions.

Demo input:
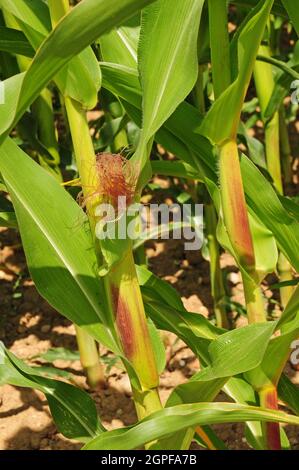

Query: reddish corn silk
[95,153,136,209]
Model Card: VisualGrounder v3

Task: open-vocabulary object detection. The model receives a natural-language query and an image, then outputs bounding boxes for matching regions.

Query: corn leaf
[231,0,287,17]
[199,0,274,144]
[100,62,299,272]
[83,401,299,449]
[278,374,299,416]
[0,26,34,57]
[100,62,216,178]
[0,343,104,441]
[0,0,51,39]
[1,0,101,110]
[187,322,277,382]
[0,0,157,140]
[138,0,204,142]
[264,44,299,120]
[0,137,118,352]
[55,47,102,109]
[281,0,299,36]
[100,20,139,69]
[241,154,299,272]
[246,322,299,389]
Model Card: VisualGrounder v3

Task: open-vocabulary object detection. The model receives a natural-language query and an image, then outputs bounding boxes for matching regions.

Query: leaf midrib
[141,1,199,138]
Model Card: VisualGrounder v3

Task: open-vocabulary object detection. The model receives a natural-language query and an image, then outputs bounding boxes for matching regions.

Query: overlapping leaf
[83,402,299,449]
[199,0,274,144]
[0,0,157,139]
[0,137,118,352]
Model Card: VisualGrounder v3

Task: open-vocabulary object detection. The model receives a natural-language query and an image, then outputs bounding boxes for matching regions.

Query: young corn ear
[259,386,282,450]
[219,140,266,324]
[93,153,161,416]
[66,97,161,412]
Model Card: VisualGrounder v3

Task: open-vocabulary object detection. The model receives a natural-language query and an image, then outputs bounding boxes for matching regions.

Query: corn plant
[0,0,299,451]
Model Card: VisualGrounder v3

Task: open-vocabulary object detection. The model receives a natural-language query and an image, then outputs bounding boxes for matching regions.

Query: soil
[0,225,298,451]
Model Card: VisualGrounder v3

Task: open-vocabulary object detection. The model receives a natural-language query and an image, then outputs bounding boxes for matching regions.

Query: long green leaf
[83,401,299,449]
[0,26,34,56]
[138,0,204,141]
[199,0,274,143]
[1,0,101,109]
[278,374,299,416]
[101,62,299,272]
[100,62,216,178]
[0,137,117,352]
[189,322,277,382]
[0,343,104,441]
[231,0,286,17]
[241,154,299,272]
[0,0,158,140]
[100,20,139,69]
[0,0,51,38]
[281,0,299,36]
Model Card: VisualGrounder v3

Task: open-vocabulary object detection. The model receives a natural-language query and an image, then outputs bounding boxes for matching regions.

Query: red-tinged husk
[219,140,266,323]
[94,154,161,406]
[106,250,159,390]
[219,140,255,271]
[259,386,282,450]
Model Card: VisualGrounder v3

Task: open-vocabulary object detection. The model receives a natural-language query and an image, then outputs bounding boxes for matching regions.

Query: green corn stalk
[208,0,231,99]
[49,0,104,389]
[254,45,282,193]
[194,60,228,329]
[208,0,266,325]
[31,88,62,182]
[1,0,299,450]
[219,138,266,324]
[205,201,228,329]
[103,250,162,418]
[65,98,162,415]
[63,98,105,389]
[208,0,281,450]
[279,105,292,187]
[254,44,294,309]
[56,0,161,413]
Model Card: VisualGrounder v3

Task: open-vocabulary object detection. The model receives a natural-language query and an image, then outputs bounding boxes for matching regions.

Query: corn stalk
[49,0,104,389]
[254,44,294,308]
[208,0,281,450]
[194,53,228,329]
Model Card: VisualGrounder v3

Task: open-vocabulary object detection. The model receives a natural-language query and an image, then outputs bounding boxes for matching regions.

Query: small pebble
[227,272,239,284]
[40,438,49,447]
[17,325,26,334]
[175,269,185,278]
[41,324,51,333]
[30,434,41,450]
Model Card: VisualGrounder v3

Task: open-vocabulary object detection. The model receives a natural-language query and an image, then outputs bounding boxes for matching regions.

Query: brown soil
[0,227,298,450]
